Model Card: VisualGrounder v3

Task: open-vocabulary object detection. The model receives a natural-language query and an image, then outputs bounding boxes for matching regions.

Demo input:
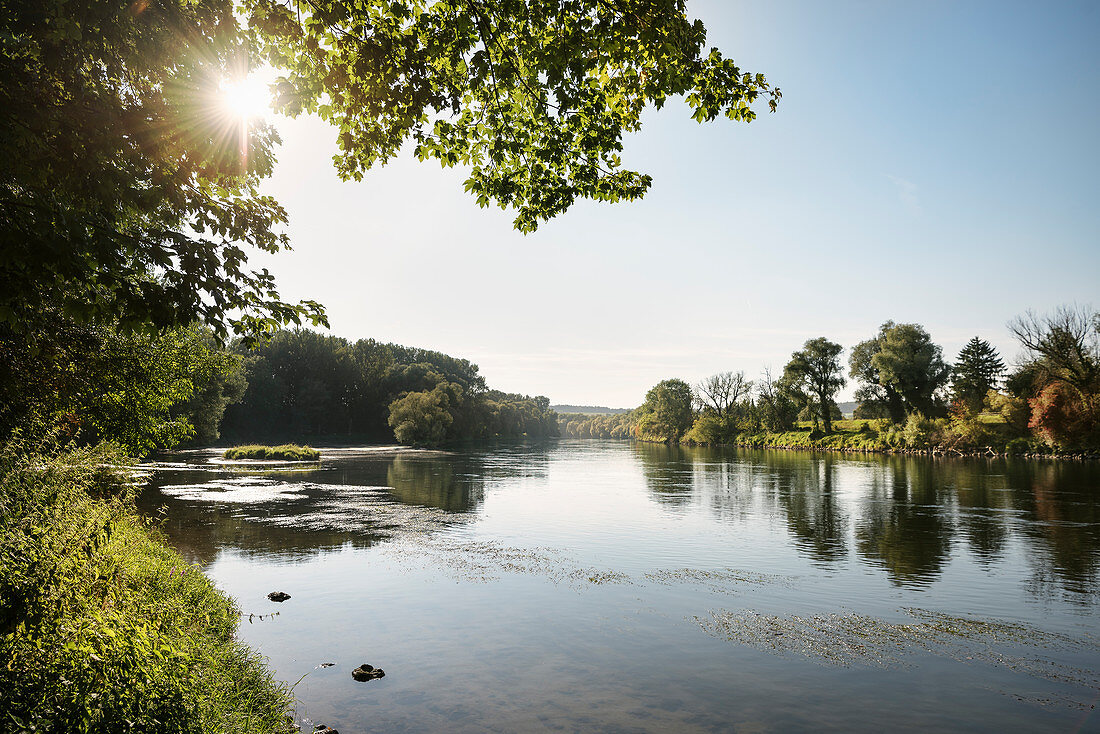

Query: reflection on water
[140,441,1100,732]
[386,454,483,512]
[630,444,1100,600]
[855,460,955,586]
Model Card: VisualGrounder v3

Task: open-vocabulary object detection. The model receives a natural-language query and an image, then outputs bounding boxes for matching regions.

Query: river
[139,440,1100,732]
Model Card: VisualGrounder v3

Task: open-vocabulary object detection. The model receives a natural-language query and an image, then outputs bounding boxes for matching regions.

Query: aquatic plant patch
[694,607,1100,709]
[224,445,321,461]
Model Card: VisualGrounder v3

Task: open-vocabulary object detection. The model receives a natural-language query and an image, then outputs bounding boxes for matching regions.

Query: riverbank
[729,434,1099,461]
[0,440,295,733]
[677,421,1100,461]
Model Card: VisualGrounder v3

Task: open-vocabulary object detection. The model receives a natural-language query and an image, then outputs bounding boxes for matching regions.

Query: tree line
[1,321,558,453]
[221,329,558,445]
[562,307,1100,452]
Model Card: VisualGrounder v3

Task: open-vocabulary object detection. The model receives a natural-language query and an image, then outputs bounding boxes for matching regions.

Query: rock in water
[267,591,291,602]
[351,663,385,681]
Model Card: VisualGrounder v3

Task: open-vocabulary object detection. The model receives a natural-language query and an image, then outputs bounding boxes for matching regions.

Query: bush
[945,414,992,450]
[1006,436,1036,455]
[0,440,295,733]
[901,414,939,448]
[681,414,738,445]
[223,444,320,461]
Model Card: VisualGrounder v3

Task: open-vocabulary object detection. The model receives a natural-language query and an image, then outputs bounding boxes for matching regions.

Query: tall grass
[223,444,320,461]
[0,438,295,733]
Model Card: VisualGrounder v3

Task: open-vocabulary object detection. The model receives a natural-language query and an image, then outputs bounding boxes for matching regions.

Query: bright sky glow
[249,0,1100,408]
[218,75,271,122]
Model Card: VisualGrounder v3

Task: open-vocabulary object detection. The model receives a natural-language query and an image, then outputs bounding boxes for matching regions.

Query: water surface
[140,441,1100,732]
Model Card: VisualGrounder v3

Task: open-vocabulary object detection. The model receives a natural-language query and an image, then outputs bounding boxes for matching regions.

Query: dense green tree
[636,379,694,442]
[797,401,842,423]
[1004,362,1045,401]
[0,320,242,455]
[3,0,777,340]
[849,328,906,423]
[783,338,845,434]
[850,322,950,421]
[559,411,637,439]
[950,337,1004,413]
[0,0,326,340]
[388,384,455,445]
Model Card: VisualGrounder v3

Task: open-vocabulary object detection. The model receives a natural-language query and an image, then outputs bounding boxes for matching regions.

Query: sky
[247,0,1099,408]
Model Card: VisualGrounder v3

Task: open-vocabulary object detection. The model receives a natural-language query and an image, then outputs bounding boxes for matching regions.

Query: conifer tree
[951,337,1005,412]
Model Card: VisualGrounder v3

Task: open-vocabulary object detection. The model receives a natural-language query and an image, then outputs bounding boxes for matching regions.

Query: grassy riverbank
[0,440,295,733]
[684,418,1098,458]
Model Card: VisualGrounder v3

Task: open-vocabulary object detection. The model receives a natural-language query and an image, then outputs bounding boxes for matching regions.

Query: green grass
[223,444,320,461]
[739,426,890,452]
[0,440,296,733]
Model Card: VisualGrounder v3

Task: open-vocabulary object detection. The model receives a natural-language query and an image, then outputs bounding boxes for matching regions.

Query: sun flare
[218,76,270,121]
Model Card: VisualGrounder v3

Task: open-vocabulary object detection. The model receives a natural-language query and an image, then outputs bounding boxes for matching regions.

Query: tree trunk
[819,391,833,434]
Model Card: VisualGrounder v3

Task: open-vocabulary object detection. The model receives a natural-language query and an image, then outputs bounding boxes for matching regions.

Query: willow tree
[850,322,950,422]
[1,0,779,340]
[784,337,845,434]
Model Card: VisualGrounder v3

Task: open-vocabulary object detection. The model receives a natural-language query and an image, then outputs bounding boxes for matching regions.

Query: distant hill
[837,401,857,418]
[552,405,632,415]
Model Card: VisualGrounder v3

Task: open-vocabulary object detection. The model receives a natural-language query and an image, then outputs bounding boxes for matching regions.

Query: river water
[139,440,1100,733]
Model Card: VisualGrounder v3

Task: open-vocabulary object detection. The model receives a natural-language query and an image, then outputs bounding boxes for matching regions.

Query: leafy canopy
[2,0,777,340]
[2,0,776,341]
[637,378,694,441]
[850,322,950,422]
[0,0,326,340]
[247,0,780,232]
[784,337,844,433]
[0,318,245,455]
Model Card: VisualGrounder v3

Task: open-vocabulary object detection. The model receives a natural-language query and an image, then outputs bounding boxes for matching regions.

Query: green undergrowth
[686,416,1049,455]
[0,439,295,733]
[738,427,890,452]
[223,444,320,461]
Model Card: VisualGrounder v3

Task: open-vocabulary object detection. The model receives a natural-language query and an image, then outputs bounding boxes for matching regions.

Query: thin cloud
[887,174,922,215]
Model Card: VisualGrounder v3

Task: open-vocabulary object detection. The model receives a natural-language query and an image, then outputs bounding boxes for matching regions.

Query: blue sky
[252,0,1099,407]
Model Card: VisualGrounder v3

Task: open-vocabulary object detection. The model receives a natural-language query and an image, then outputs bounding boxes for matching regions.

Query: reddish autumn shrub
[1028,383,1096,447]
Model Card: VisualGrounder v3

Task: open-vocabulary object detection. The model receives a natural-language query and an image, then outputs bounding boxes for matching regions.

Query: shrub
[682,414,737,445]
[1027,383,1097,448]
[902,414,936,448]
[1005,437,1034,455]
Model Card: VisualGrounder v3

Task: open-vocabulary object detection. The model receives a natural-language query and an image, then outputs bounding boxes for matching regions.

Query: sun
[218,75,271,121]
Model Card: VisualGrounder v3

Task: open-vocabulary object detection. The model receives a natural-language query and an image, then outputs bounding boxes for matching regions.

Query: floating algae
[568,568,631,585]
[694,607,1100,708]
[694,607,1091,667]
[381,538,580,583]
[645,567,791,594]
